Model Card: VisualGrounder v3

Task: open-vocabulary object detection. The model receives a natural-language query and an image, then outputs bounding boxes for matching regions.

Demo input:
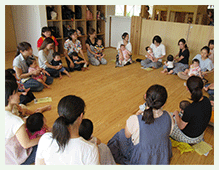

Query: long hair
[186,76,203,102]
[5,80,18,106]
[15,42,32,58]
[178,38,188,49]
[39,37,54,50]
[52,95,85,152]
[142,84,167,124]
[122,32,129,40]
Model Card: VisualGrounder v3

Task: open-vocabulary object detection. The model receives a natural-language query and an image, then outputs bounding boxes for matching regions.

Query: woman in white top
[5,80,40,165]
[35,95,99,165]
[38,37,62,78]
[141,35,166,69]
[116,32,132,66]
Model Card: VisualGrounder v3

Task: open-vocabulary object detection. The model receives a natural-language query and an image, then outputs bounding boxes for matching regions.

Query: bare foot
[59,76,63,80]
[45,85,51,88]
[168,70,173,75]
[35,105,51,113]
[161,70,166,73]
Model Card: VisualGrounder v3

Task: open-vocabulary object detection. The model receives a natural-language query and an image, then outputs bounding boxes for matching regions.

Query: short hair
[201,46,210,54]
[53,52,60,58]
[26,56,36,67]
[167,55,173,61]
[41,27,51,37]
[26,112,44,133]
[97,38,102,42]
[5,80,18,106]
[69,52,78,57]
[120,44,125,47]
[146,5,150,11]
[179,100,190,111]
[68,29,77,40]
[208,39,214,46]
[152,35,162,44]
[6,68,15,75]
[145,46,150,51]
[192,59,200,64]
[5,69,16,82]
[79,119,93,140]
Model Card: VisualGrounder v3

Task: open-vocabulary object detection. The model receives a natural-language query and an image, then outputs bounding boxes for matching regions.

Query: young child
[161,55,174,74]
[178,100,190,117]
[51,52,71,79]
[37,26,59,52]
[79,119,116,165]
[70,52,89,71]
[26,57,51,88]
[94,38,106,61]
[182,59,202,78]
[208,39,214,64]
[26,112,51,139]
[145,46,155,61]
[119,44,131,65]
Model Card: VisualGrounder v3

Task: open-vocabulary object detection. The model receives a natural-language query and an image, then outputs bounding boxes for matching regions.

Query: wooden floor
[5,48,214,165]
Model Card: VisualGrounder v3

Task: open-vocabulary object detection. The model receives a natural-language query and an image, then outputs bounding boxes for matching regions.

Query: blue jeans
[23,75,53,92]
[21,145,38,165]
[205,84,214,96]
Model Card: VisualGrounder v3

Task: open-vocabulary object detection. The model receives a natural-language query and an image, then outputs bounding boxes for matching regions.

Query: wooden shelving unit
[46,5,106,54]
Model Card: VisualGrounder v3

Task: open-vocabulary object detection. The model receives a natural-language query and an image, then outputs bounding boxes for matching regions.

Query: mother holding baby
[141,35,166,69]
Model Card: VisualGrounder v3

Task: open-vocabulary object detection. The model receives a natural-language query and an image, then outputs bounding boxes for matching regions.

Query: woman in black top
[170,76,212,144]
[85,28,107,66]
[165,38,190,74]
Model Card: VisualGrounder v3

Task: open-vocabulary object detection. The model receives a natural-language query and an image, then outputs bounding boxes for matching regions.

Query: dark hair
[68,29,77,40]
[186,76,203,102]
[178,38,188,49]
[120,44,125,47]
[26,56,36,67]
[77,27,84,35]
[15,42,32,58]
[5,69,16,82]
[179,100,190,111]
[142,84,167,124]
[97,38,102,42]
[201,46,210,55]
[69,52,78,58]
[192,58,200,64]
[5,80,18,106]
[26,112,44,133]
[146,5,150,11]
[79,119,93,140]
[167,55,174,61]
[145,46,150,51]
[122,32,129,40]
[152,35,162,44]
[41,26,51,37]
[87,28,96,37]
[39,37,54,50]
[208,39,214,46]
[53,52,60,58]
[6,68,15,75]
[52,95,85,152]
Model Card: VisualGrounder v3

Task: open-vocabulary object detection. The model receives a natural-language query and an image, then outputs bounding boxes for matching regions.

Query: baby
[51,52,71,79]
[145,46,155,62]
[119,44,131,65]
[178,100,191,117]
[94,38,106,61]
[79,119,116,165]
[161,55,174,74]
[183,59,202,77]
[26,112,51,139]
[70,52,89,71]
[26,57,51,88]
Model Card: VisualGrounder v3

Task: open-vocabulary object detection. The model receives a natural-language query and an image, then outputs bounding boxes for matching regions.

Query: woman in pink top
[5,80,40,165]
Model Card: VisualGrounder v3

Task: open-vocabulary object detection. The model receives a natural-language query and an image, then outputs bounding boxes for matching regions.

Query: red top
[37,36,59,48]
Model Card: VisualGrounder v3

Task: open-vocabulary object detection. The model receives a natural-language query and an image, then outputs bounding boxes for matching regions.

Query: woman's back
[36,132,99,165]
[130,111,172,164]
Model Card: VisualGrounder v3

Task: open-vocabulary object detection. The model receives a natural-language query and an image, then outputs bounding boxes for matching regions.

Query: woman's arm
[14,66,38,79]
[174,52,180,60]
[86,44,98,58]
[125,124,132,138]
[79,49,87,62]
[175,55,184,62]
[15,124,40,149]
[44,62,61,70]
[173,110,188,130]
[64,49,74,68]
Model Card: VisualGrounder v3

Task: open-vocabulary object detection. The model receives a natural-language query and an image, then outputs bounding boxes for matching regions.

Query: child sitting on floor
[119,44,132,65]
[182,59,202,78]
[94,38,106,61]
[178,100,190,117]
[51,52,71,79]
[69,52,89,71]
[26,112,51,139]
[161,55,174,74]
[26,57,51,88]
[79,119,116,165]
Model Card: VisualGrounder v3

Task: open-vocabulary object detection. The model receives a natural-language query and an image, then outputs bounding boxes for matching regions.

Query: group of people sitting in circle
[5,26,214,165]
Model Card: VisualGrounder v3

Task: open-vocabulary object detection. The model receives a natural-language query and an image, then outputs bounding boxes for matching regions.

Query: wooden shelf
[46,5,106,54]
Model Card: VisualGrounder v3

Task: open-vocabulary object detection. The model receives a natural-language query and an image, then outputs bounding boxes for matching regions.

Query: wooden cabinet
[46,5,106,54]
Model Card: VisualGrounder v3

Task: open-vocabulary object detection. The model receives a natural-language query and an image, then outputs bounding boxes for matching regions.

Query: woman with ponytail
[13,42,53,92]
[170,76,212,144]
[107,85,173,165]
[35,95,99,165]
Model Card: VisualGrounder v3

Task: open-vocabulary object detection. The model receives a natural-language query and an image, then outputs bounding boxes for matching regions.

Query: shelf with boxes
[45,5,106,54]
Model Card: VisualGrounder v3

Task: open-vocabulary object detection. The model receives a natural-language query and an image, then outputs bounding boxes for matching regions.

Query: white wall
[105,5,115,47]
[110,16,131,48]
[11,5,47,56]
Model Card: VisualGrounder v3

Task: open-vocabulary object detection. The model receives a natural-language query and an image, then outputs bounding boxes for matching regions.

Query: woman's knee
[101,58,107,65]
[24,79,44,92]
